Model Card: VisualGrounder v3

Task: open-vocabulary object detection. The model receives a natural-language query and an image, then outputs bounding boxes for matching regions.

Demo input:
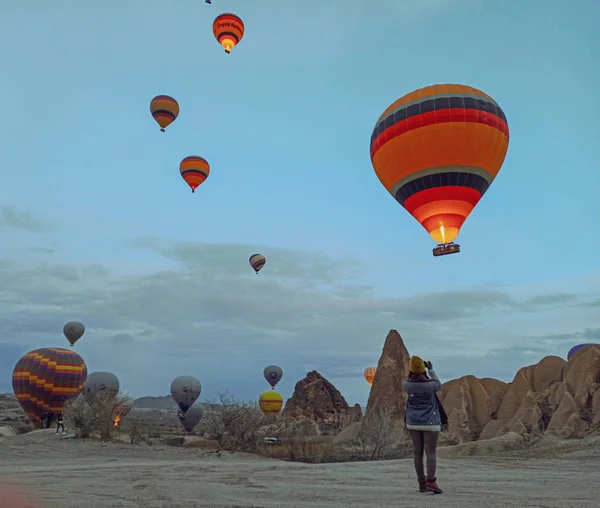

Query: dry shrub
[63,390,133,440]
[203,390,265,452]
[260,439,334,463]
[121,416,145,445]
[353,409,407,460]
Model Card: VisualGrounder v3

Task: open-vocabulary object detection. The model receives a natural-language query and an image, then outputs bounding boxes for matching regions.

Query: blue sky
[0,0,598,407]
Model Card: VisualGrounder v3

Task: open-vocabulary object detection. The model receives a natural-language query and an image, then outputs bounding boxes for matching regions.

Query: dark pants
[56,423,64,433]
[408,430,439,483]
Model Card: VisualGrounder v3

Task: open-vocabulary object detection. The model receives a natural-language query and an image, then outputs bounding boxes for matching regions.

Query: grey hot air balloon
[63,321,85,347]
[84,371,120,403]
[263,365,283,389]
[170,376,202,413]
[178,402,204,433]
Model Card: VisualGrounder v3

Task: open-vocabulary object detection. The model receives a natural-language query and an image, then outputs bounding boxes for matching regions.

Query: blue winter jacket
[403,370,442,431]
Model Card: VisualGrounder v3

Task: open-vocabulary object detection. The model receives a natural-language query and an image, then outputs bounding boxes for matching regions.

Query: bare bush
[122,416,144,445]
[63,390,133,440]
[354,410,404,460]
[203,390,265,451]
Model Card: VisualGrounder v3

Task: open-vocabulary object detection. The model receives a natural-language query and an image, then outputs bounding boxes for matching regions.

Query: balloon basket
[433,243,460,257]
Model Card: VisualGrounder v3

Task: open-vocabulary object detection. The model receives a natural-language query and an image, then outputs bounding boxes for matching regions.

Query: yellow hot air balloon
[370,84,509,257]
[259,391,283,416]
[364,367,376,386]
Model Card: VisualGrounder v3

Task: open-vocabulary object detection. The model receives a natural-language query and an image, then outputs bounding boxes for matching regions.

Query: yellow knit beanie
[410,355,426,374]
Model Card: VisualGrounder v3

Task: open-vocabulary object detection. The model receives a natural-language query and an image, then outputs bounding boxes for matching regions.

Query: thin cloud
[0,206,52,233]
[0,239,598,404]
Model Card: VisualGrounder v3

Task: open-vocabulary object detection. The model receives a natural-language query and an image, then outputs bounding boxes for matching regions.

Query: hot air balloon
[180,156,210,193]
[113,391,134,427]
[263,365,283,389]
[150,95,179,132]
[567,344,599,359]
[84,371,120,403]
[364,367,376,386]
[370,84,509,257]
[170,376,202,413]
[249,254,266,274]
[178,402,204,433]
[12,348,87,427]
[63,321,85,347]
[258,391,283,416]
[213,13,244,54]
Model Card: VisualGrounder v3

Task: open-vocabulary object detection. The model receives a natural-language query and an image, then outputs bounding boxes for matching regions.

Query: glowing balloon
[259,391,283,416]
[12,348,87,427]
[213,13,244,54]
[113,391,134,427]
[179,156,210,193]
[263,365,283,389]
[249,253,266,274]
[63,321,85,347]
[370,84,509,254]
[150,95,179,132]
[364,367,376,386]
[170,376,202,413]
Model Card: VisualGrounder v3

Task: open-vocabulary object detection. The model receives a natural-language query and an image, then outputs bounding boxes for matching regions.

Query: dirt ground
[1,430,599,508]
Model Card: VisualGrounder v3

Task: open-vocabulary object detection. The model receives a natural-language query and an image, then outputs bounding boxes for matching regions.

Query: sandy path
[1,432,599,508]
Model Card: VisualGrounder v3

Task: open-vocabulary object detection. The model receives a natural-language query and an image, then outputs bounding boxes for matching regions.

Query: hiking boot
[418,481,427,493]
[425,479,443,494]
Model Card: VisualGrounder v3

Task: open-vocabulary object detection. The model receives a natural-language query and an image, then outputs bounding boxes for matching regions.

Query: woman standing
[403,355,445,494]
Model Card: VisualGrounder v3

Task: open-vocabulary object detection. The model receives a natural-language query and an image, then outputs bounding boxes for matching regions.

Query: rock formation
[283,370,358,427]
[361,330,410,434]
[441,345,600,443]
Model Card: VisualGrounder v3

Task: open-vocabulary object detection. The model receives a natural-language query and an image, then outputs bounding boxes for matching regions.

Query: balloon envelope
[179,156,210,192]
[263,365,283,388]
[63,321,85,346]
[170,376,202,413]
[84,371,120,403]
[150,95,179,131]
[213,13,244,53]
[12,348,87,427]
[364,367,376,386]
[178,402,204,433]
[113,391,134,426]
[370,83,509,245]
[258,391,283,416]
[249,254,266,274]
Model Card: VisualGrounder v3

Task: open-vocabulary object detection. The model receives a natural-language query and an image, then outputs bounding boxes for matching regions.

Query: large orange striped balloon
[150,95,179,132]
[370,84,509,245]
[179,156,210,193]
[12,348,87,427]
[213,13,244,54]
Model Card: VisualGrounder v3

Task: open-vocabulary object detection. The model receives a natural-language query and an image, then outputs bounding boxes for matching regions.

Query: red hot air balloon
[213,13,244,54]
[12,348,87,428]
[179,156,210,193]
[370,84,509,257]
